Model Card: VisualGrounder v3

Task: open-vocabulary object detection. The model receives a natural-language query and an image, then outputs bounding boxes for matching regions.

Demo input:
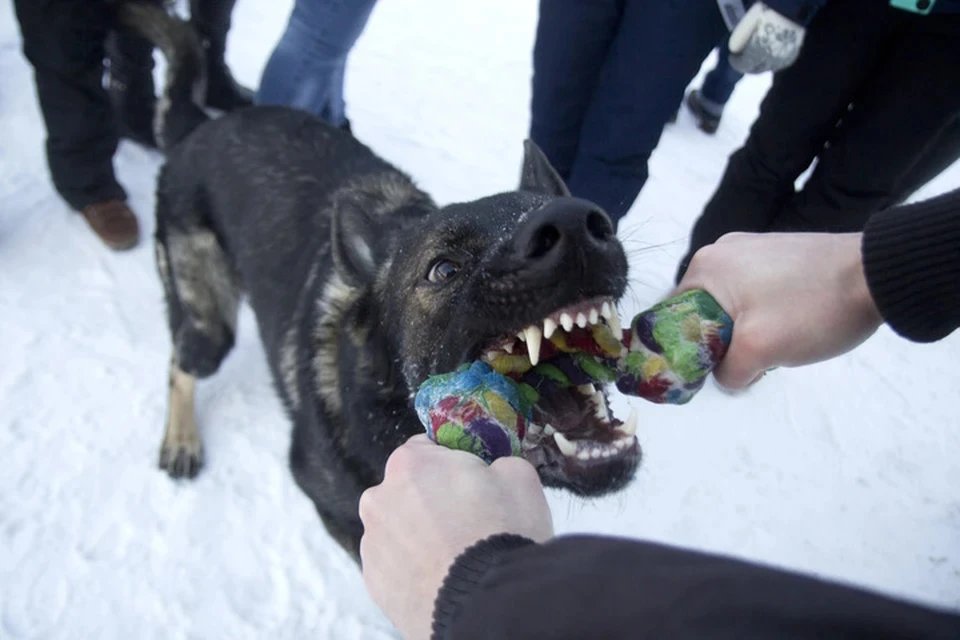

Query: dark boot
[685,90,722,135]
[190,0,253,111]
[105,29,158,149]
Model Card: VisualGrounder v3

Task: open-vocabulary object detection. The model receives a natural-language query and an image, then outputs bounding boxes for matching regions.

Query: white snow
[1,0,958,637]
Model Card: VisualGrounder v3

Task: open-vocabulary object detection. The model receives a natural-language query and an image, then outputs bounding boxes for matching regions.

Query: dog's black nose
[515,197,615,265]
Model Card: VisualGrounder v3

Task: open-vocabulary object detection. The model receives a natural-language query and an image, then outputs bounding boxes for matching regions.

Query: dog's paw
[158,440,204,480]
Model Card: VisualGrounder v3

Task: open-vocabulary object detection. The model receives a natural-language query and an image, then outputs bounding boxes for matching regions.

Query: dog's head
[331,141,639,497]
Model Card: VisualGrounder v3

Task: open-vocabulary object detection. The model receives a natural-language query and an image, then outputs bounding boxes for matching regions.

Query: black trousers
[13,0,129,211]
[681,0,960,273]
[530,0,726,228]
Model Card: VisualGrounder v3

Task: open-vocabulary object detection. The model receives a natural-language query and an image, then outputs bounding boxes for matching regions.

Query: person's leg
[528,0,624,182]
[190,0,254,110]
[564,0,727,226]
[675,0,901,282]
[14,0,124,209]
[700,41,744,107]
[255,0,378,127]
[686,43,745,135]
[771,14,960,232]
[12,0,139,249]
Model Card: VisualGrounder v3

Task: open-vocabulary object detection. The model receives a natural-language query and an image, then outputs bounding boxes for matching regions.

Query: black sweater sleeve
[431,534,960,640]
[862,186,960,343]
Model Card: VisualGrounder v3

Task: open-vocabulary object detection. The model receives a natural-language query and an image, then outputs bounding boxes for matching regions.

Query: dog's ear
[332,196,380,288]
[519,139,571,197]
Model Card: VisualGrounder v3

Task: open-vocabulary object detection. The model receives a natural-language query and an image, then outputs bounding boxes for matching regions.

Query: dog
[120,2,642,561]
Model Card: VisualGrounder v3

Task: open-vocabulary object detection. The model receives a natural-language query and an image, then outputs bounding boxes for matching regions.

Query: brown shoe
[81,200,140,251]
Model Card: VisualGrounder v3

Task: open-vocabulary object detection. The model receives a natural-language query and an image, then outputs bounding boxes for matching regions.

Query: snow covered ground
[1,0,958,638]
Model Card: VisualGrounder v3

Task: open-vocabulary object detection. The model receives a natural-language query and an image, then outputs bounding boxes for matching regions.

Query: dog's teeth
[607,310,622,336]
[523,325,542,366]
[577,383,596,396]
[503,342,515,354]
[484,350,500,362]
[517,331,526,342]
[616,408,639,437]
[553,432,577,457]
[594,402,608,421]
[589,308,599,325]
[576,312,588,328]
[591,447,602,459]
[577,450,590,461]
[543,317,558,339]
[601,448,613,458]
[559,312,574,332]
[527,422,542,436]
[591,389,606,409]
[544,424,557,436]
[601,301,613,321]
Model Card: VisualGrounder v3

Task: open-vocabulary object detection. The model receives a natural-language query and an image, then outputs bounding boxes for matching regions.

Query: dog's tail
[114,1,210,150]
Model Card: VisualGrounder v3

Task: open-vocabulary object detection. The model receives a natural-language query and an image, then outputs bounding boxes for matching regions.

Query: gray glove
[727,2,806,74]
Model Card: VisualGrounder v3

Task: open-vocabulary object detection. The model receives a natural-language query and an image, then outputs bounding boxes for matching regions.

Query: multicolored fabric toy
[414,360,535,464]
[414,290,734,461]
[616,289,733,404]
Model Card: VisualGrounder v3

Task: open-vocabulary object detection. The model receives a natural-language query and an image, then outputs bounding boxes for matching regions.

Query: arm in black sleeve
[432,534,960,640]
[863,186,960,343]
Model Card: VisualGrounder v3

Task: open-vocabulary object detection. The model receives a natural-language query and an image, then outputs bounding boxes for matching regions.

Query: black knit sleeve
[862,187,960,343]
[431,534,960,640]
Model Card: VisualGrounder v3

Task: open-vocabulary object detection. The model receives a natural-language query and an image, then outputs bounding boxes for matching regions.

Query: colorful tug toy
[415,289,733,464]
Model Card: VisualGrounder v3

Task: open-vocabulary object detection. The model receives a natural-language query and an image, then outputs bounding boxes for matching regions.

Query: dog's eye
[427,259,461,283]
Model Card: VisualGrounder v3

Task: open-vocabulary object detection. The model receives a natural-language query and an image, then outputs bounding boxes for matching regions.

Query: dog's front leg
[159,357,204,479]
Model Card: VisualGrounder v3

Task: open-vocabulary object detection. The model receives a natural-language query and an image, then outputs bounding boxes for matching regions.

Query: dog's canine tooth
[607,308,622,336]
[503,341,514,354]
[616,408,639,437]
[575,312,588,328]
[601,301,613,321]
[543,317,558,339]
[527,422,543,436]
[559,312,574,332]
[588,308,599,325]
[577,383,596,396]
[554,432,577,456]
[523,325,543,365]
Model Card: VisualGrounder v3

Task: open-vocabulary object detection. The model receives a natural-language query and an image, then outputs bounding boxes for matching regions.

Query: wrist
[844,233,883,329]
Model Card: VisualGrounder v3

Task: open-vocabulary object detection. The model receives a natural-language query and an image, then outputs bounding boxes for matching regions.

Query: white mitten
[727,2,806,74]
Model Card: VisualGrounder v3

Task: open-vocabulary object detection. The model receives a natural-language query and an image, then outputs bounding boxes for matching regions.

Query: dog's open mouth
[477,297,640,494]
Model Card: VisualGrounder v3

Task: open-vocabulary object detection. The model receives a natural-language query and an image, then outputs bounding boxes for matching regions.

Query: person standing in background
[12,0,251,251]
[676,0,960,283]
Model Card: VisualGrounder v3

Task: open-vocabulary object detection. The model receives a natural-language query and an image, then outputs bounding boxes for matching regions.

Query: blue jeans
[700,42,743,108]
[255,0,378,126]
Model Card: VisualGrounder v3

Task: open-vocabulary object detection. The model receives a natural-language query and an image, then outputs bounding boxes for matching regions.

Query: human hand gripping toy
[414,289,733,464]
